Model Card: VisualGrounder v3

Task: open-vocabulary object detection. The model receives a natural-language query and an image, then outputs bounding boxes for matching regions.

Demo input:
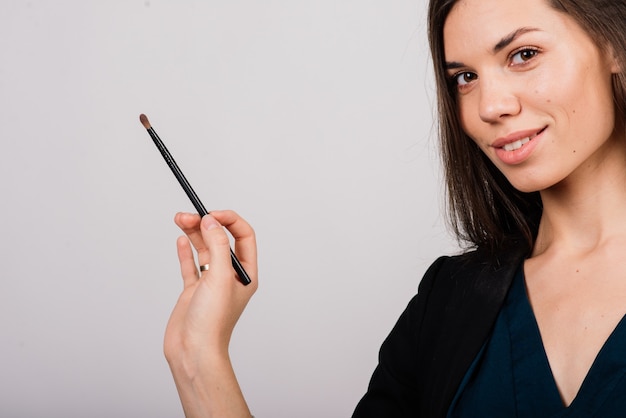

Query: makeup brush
[139,113,251,286]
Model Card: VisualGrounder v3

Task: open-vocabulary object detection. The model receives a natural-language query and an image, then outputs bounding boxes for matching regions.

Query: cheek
[457,102,493,158]
[534,53,614,126]
[516,58,568,114]
[457,98,480,142]
[549,67,615,143]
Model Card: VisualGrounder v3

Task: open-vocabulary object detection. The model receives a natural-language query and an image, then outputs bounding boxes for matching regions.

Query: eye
[510,47,539,66]
[453,71,478,88]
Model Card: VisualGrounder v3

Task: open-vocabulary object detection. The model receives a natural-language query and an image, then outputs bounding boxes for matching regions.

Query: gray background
[0,1,459,416]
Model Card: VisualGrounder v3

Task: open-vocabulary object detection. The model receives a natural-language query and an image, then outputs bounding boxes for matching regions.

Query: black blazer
[353,247,526,417]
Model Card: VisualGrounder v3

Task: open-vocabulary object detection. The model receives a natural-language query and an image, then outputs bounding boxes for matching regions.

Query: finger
[199,214,240,281]
[201,215,258,290]
[174,212,211,265]
[210,210,258,276]
[176,235,200,288]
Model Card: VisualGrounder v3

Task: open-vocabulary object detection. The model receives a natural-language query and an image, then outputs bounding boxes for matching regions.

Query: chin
[509,183,541,193]
[505,174,556,194]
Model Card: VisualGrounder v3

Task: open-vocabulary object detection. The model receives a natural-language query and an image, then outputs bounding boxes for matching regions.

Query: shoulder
[378,246,524,365]
[409,248,525,415]
[419,247,525,300]
[353,248,525,417]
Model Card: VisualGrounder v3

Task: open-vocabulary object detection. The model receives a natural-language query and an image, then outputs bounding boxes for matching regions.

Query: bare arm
[164,211,258,417]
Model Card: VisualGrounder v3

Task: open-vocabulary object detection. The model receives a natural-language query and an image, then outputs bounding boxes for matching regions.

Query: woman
[164,0,626,415]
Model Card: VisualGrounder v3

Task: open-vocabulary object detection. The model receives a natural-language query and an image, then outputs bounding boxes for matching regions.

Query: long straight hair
[427,0,626,257]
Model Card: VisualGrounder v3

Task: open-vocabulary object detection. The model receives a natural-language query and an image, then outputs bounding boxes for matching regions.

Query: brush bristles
[139,114,151,129]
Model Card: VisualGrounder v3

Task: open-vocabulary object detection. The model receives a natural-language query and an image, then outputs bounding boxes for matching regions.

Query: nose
[478,73,521,123]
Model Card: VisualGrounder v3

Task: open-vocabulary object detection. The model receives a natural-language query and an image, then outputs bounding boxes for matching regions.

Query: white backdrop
[0,1,459,416]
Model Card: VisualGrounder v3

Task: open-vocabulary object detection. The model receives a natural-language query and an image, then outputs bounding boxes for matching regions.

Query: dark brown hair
[427,0,626,256]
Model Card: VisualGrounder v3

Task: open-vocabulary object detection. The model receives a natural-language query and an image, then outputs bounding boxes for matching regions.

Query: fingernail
[202,215,220,230]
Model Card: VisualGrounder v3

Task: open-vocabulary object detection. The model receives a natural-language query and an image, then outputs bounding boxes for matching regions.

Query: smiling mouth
[501,128,545,151]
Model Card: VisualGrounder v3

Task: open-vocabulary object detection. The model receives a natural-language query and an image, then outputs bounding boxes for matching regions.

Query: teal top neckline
[447,265,626,417]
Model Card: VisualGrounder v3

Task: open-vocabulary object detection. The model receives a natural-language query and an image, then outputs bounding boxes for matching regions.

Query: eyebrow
[445,26,541,71]
[494,27,539,53]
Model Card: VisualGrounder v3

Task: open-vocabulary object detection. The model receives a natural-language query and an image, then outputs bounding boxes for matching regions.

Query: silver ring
[199,264,210,272]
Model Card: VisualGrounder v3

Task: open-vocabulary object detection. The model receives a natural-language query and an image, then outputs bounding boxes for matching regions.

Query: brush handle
[145,126,252,286]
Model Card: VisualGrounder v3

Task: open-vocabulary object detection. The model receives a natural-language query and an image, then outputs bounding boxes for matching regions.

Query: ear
[606,45,621,74]
[610,56,621,74]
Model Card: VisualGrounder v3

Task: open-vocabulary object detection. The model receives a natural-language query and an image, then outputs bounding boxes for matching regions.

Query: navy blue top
[447,266,626,417]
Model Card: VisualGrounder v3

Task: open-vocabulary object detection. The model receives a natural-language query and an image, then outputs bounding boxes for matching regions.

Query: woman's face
[443,0,621,193]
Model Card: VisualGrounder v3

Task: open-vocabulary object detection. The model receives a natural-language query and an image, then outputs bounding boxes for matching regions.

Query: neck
[533,156,626,257]
[533,136,626,257]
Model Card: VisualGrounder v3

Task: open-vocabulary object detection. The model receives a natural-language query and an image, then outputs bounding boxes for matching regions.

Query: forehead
[443,0,560,57]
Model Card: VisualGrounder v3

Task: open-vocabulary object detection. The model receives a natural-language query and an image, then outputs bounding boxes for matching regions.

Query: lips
[493,127,546,165]
[494,127,545,150]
